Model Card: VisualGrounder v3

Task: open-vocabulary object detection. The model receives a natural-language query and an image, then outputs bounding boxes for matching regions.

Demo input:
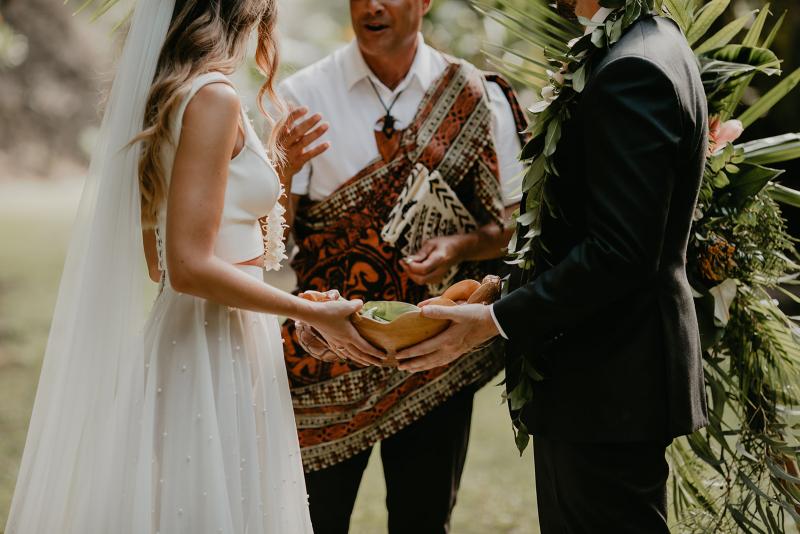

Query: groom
[397,0,709,532]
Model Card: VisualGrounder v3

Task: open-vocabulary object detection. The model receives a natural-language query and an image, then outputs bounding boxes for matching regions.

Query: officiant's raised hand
[394,303,500,372]
[275,105,330,182]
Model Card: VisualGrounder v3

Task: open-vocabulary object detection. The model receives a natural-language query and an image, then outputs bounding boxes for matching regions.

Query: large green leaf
[742,3,771,47]
[719,7,769,120]
[715,7,775,120]
[700,45,781,78]
[693,11,755,55]
[699,45,781,111]
[766,183,800,209]
[761,10,786,49]
[738,133,800,166]
[661,0,692,32]
[738,66,800,127]
[724,162,785,208]
[695,288,727,350]
[686,0,730,46]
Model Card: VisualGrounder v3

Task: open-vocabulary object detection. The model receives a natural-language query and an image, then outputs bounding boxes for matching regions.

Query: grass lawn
[0,179,538,533]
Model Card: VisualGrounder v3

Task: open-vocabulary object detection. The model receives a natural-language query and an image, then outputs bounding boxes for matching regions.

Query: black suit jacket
[494,16,709,443]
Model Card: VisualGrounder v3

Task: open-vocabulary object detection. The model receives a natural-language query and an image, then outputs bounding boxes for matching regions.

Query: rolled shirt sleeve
[487,81,525,207]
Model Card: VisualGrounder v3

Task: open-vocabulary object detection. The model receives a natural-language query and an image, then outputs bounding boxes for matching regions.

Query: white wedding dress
[5,0,313,527]
[141,72,312,533]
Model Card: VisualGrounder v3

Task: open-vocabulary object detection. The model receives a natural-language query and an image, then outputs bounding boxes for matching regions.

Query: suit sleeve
[492,56,684,345]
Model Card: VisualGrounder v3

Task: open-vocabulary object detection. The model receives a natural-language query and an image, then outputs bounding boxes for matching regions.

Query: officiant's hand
[304,297,386,367]
[276,106,330,182]
[402,235,467,285]
[394,303,499,372]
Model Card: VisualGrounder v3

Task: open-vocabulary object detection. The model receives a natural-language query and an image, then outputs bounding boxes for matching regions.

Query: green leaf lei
[505,0,658,453]
[507,0,657,275]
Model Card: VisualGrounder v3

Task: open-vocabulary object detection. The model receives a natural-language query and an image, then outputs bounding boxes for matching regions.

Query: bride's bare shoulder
[182,81,240,131]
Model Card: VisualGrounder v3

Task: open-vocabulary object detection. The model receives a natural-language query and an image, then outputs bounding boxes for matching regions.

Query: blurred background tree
[1,0,795,180]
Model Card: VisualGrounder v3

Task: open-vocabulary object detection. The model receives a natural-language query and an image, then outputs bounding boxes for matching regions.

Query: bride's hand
[295,320,340,362]
[304,298,386,367]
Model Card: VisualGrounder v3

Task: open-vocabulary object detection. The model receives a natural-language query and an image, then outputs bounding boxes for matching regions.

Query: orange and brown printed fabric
[282,59,528,472]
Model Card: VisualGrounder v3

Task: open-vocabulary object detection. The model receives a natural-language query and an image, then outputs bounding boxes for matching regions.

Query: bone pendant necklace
[368,78,406,162]
[368,77,405,139]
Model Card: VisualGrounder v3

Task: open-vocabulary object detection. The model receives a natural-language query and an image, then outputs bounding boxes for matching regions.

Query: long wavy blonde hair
[136,0,282,228]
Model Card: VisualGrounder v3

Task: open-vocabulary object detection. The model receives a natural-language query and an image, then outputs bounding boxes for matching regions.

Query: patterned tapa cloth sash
[282,58,528,472]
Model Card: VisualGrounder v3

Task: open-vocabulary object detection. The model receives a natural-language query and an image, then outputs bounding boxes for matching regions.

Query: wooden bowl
[351,298,456,364]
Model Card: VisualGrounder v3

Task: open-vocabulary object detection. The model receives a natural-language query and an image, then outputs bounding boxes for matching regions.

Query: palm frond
[686,0,730,46]
[739,133,800,166]
[761,10,786,49]
[742,4,772,47]
[661,0,692,32]
[693,10,755,55]
[766,183,800,209]
[738,66,800,128]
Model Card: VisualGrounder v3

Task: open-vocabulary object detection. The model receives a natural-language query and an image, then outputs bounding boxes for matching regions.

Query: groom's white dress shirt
[278,34,525,205]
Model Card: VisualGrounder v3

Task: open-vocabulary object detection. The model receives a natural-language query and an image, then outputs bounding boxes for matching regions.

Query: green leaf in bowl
[360,301,419,323]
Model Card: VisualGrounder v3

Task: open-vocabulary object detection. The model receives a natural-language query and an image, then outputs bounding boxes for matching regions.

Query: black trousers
[305,386,475,534]
[534,436,671,534]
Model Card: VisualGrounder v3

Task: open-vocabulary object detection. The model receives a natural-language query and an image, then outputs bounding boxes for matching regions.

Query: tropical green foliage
[482,0,800,531]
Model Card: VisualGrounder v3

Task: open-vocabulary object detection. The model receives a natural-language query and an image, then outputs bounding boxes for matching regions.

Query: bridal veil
[5,0,175,531]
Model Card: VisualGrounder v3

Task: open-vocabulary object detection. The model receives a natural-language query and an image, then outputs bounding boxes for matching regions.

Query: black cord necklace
[367,77,405,139]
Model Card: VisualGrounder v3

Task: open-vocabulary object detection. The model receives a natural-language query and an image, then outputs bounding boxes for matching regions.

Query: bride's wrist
[290,296,319,325]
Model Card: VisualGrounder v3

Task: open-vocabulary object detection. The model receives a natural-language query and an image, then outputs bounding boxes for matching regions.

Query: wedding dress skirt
[141,265,312,533]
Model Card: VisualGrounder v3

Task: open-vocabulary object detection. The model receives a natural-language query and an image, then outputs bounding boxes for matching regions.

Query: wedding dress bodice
[157,71,286,272]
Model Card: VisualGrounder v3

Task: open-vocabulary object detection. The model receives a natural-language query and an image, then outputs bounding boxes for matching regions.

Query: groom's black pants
[534,436,671,534]
[304,386,475,534]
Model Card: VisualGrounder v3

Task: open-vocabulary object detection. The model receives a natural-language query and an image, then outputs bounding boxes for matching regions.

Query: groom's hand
[395,304,499,372]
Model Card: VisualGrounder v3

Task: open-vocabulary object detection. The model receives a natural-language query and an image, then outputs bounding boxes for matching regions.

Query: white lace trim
[262,183,288,271]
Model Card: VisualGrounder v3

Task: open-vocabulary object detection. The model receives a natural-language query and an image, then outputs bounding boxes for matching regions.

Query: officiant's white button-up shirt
[278,34,524,206]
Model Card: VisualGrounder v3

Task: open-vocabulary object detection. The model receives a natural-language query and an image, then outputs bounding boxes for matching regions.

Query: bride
[4,0,381,532]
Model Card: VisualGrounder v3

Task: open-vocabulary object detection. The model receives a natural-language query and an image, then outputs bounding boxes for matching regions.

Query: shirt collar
[341,33,434,94]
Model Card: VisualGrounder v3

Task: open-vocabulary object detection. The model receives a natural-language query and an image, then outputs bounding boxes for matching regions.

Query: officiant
[269,0,527,532]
